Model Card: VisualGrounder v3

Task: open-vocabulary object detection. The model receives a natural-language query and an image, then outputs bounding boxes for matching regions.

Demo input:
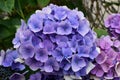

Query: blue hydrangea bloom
[1,49,25,71]
[13,4,99,77]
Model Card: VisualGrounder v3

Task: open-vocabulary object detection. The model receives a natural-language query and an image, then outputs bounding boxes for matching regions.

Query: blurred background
[0,0,120,50]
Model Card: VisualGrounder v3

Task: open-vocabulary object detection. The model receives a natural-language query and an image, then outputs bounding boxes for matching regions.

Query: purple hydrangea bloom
[91,35,120,79]
[1,49,25,71]
[13,4,98,77]
[104,14,120,38]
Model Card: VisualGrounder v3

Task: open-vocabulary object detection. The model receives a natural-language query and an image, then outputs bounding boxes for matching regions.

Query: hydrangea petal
[19,42,34,59]
[28,14,43,32]
[89,46,99,59]
[104,68,114,79]
[44,65,53,72]
[31,35,41,47]
[43,20,56,34]
[113,40,120,48]
[77,45,90,57]
[44,58,59,72]
[96,68,104,77]
[62,47,72,58]
[72,54,86,72]
[91,65,104,77]
[25,58,42,71]
[95,52,107,64]
[67,12,79,28]
[57,21,72,35]
[54,7,68,20]
[11,62,25,71]
[101,60,113,72]
[60,59,71,71]
[2,50,18,67]
[35,48,48,62]
[75,67,87,77]
[56,35,68,47]
[43,40,54,52]
[77,19,90,36]
[52,48,63,62]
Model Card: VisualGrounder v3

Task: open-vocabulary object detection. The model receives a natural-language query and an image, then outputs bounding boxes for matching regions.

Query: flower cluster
[91,36,120,79]
[0,49,25,71]
[104,14,120,38]
[12,4,99,77]
[0,49,25,80]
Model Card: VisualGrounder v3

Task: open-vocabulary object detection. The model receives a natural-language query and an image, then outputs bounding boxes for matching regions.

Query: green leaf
[94,28,108,38]
[27,0,37,6]
[0,0,15,13]
[0,18,20,41]
[37,0,50,7]
[0,18,20,49]
[0,24,14,49]
[15,0,24,19]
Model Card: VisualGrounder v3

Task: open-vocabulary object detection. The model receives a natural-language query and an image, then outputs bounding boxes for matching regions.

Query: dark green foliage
[0,66,14,80]
[0,0,15,13]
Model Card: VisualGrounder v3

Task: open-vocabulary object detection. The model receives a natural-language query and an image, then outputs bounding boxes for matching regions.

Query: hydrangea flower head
[0,49,25,71]
[13,4,99,77]
[104,14,120,38]
[91,35,120,79]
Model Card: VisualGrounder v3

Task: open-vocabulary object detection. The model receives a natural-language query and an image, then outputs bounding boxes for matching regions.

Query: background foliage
[0,0,119,49]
